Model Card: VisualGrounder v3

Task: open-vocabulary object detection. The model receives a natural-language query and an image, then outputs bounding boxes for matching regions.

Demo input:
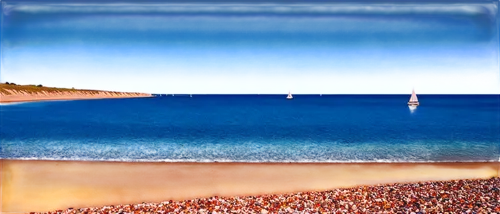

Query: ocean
[1,95,499,163]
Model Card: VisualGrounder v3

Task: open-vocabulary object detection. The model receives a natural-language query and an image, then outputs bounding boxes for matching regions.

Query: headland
[0,83,152,103]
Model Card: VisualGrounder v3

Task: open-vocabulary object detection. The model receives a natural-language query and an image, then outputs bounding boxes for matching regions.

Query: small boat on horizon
[286,91,293,100]
[408,89,419,108]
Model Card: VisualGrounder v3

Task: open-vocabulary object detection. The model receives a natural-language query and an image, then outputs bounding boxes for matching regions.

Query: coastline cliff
[0,83,152,103]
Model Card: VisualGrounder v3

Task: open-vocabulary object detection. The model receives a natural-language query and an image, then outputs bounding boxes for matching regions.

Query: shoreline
[0,84,153,103]
[0,158,500,165]
[1,160,498,212]
[0,95,153,104]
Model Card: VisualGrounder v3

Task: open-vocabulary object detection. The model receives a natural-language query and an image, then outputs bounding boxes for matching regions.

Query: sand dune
[0,85,152,103]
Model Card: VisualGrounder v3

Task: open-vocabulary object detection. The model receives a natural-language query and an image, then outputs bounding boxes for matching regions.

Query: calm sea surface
[1,95,499,162]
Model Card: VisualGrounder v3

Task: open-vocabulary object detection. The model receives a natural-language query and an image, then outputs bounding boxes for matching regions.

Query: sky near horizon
[1,0,499,94]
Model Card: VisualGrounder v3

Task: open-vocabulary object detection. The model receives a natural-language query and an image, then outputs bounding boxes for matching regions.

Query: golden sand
[0,95,152,103]
[1,160,498,212]
[0,90,151,103]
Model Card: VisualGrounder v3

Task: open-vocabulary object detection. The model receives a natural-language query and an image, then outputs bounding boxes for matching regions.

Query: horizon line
[150,93,500,95]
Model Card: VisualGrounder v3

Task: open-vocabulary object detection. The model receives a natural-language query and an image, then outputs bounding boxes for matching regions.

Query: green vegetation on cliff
[0,83,109,95]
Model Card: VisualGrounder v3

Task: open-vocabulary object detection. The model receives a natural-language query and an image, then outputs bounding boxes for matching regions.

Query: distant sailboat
[408,89,419,108]
[287,91,293,100]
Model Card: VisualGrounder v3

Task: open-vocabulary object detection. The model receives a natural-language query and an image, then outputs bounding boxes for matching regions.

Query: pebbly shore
[37,177,500,213]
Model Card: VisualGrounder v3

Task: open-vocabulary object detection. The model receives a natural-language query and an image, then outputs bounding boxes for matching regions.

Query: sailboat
[408,89,419,108]
[286,91,293,100]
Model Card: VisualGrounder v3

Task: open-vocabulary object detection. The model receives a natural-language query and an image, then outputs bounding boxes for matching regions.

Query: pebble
[37,177,500,214]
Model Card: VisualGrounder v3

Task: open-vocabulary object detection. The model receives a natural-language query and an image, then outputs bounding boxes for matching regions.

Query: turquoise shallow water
[1,95,499,162]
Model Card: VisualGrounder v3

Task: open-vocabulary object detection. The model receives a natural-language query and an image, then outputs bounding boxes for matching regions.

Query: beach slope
[1,160,498,212]
[0,83,151,103]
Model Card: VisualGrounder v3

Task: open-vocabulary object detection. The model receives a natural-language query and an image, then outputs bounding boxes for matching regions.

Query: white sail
[287,91,293,99]
[409,89,418,102]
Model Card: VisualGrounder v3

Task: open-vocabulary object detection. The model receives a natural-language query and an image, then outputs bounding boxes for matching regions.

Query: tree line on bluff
[4,82,44,87]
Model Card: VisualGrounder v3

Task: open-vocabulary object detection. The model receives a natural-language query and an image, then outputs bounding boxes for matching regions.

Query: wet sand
[1,160,498,212]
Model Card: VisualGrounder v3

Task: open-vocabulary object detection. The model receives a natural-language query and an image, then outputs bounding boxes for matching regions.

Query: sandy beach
[1,160,498,213]
[0,91,152,103]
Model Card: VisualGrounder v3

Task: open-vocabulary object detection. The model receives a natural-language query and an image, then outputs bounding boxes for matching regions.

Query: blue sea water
[1,95,499,162]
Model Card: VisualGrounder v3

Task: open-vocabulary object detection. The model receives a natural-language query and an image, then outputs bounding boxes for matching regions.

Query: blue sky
[1,1,499,94]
